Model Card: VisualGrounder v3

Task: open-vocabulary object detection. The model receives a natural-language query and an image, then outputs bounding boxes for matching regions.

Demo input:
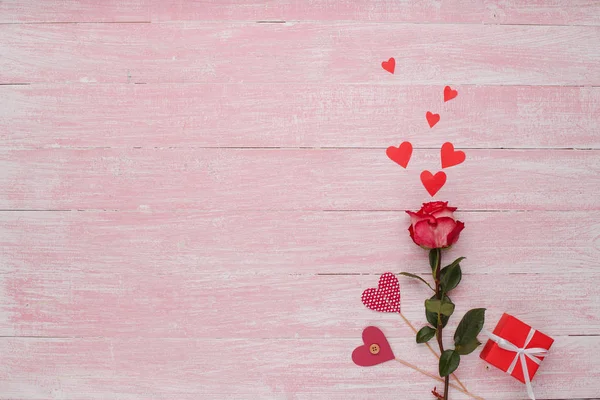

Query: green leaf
[426,294,450,328]
[399,272,435,292]
[440,262,462,293]
[439,350,460,377]
[454,308,486,347]
[426,308,449,328]
[440,301,455,316]
[425,298,455,317]
[424,299,441,313]
[429,248,440,275]
[416,326,437,343]
[455,338,482,355]
[446,256,466,270]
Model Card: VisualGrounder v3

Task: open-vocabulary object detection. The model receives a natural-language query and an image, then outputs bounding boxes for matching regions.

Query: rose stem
[432,248,450,400]
[393,359,484,400]
[399,312,468,392]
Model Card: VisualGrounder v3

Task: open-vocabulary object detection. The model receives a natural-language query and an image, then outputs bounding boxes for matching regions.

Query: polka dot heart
[361,272,400,313]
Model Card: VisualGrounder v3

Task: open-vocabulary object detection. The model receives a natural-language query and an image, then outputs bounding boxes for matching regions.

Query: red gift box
[480,313,554,384]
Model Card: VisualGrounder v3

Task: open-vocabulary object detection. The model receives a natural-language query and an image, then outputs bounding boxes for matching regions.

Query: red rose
[406,201,465,249]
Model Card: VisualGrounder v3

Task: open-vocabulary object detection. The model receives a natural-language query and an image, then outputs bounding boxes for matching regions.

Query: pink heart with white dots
[361,272,400,313]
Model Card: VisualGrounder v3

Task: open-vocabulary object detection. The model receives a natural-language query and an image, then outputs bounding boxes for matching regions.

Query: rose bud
[406,201,465,249]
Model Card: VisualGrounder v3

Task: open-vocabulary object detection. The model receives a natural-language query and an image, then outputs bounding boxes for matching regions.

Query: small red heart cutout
[441,142,465,169]
[381,57,395,74]
[426,112,440,128]
[386,142,412,168]
[362,272,400,313]
[352,326,395,367]
[444,86,458,102]
[420,170,447,197]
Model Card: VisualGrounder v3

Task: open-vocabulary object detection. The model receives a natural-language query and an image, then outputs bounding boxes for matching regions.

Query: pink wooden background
[1,1,599,399]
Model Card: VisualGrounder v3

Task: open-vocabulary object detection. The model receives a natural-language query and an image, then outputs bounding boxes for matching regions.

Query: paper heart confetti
[444,86,458,102]
[362,272,400,313]
[352,326,395,367]
[420,170,447,196]
[386,142,412,168]
[441,142,466,169]
[426,112,440,128]
[381,57,395,74]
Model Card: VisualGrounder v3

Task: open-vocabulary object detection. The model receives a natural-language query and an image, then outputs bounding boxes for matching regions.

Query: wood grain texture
[2,1,599,399]
[149,0,600,25]
[2,84,598,149]
[0,0,151,23]
[2,149,599,211]
[1,23,599,85]
[0,336,597,399]
[1,0,599,25]
[1,265,598,338]
[1,211,597,277]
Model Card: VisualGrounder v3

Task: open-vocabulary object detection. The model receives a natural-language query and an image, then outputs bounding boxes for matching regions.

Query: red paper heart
[381,57,395,74]
[386,142,412,168]
[441,142,465,169]
[444,86,458,102]
[352,326,395,367]
[426,112,440,128]
[420,170,447,196]
[361,272,400,313]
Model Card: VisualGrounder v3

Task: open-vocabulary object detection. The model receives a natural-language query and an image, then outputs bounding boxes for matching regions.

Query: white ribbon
[485,329,548,400]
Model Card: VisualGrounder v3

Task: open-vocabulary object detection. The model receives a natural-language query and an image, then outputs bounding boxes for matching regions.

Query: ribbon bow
[485,328,548,400]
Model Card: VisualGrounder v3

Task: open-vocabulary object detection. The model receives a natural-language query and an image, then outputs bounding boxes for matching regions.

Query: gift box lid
[480,313,554,384]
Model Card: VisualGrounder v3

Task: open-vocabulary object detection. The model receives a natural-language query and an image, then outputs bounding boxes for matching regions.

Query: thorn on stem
[431,387,444,399]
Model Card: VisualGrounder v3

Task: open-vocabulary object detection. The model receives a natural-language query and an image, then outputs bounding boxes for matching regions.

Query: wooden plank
[149,0,600,25]
[0,336,596,399]
[1,263,597,337]
[1,4,596,400]
[1,149,598,211]
[1,0,599,25]
[0,211,597,277]
[1,23,599,85]
[2,84,598,149]
[0,0,150,23]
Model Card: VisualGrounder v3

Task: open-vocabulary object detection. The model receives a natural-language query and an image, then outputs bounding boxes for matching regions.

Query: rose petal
[431,217,459,248]
[413,217,459,249]
[421,201,456,215]
[408,225,417,245]
[447,220,465,246]
[431,208,456,220]
[406,210,432,226]
[421,201,448,214]
[411,220,439,249]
